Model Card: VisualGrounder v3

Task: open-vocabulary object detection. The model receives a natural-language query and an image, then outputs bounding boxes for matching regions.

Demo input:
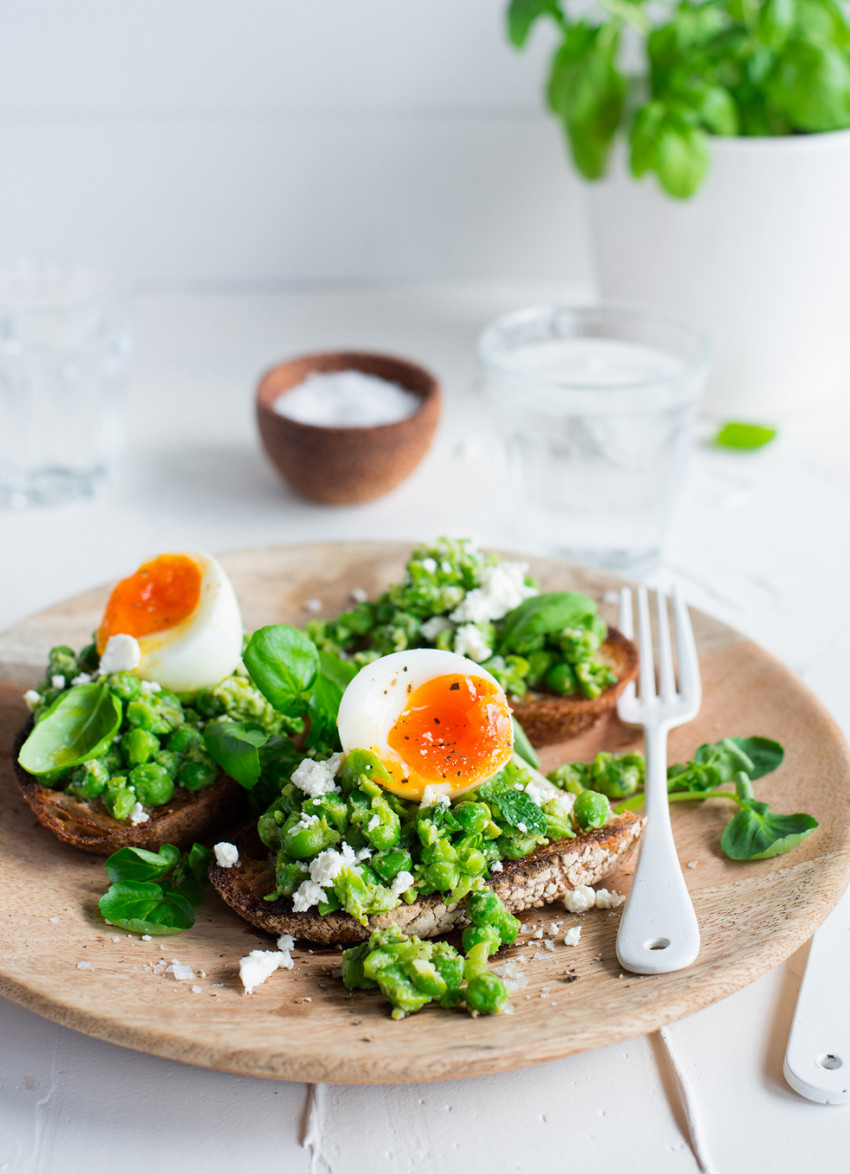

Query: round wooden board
[1,542,849,1085]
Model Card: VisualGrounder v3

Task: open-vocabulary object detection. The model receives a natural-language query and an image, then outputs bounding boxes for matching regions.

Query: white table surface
[2,284,850,1174]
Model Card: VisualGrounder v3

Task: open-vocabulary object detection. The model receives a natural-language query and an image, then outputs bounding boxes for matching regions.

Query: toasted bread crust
[510,628,638,747]
[209,810,645,945]
[13,723,245,855]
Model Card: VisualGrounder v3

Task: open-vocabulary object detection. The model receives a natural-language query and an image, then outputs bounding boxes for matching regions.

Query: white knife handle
[784,885,850,1104]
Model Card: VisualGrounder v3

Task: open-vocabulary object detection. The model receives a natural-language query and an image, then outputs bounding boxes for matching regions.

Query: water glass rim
[478,301,712,393]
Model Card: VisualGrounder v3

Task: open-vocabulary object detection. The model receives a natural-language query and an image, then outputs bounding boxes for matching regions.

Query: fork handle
[616,725,701,975]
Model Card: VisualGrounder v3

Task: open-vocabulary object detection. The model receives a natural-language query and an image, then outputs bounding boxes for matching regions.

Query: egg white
[131,551,243,693]
[337,648,513,799]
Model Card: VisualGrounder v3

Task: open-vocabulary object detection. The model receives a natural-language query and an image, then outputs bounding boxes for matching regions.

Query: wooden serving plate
[1,542,849,1085]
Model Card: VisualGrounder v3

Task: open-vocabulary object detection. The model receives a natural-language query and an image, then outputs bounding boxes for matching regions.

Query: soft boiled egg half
[96,551,243,693]
[337,649,514,802]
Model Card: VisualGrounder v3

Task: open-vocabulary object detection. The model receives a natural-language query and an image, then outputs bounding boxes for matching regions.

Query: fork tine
[672,584,702,712]
[655,591,676,702]
[618,587,637,709]
[636,586,656,701]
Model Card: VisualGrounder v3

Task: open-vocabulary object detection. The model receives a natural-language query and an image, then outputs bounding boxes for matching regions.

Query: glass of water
[479,305,710,577]
[0,261,132,508]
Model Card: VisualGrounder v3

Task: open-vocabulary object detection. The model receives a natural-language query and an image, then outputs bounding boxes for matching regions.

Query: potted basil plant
[507,0,850,418]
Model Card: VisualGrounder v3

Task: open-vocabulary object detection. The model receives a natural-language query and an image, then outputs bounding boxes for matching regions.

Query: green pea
[167,725,203,754]
[153,748,180,779]
[465,972,509,1016]
[364,798,401,851]
[463,940,491,981]
[406,957,447,998]
[431,942,464,991]
[107,671,142,702]
[544,662,577,696]
[67,757,110,799]
[121,727,160,767]
[455,834,486,876]
[281,814,338,860]
[496,911,521,946]
[371,848,413,884]
[467,890,504,926]
[453,802,490,835]
[177,757,217,791]
[129,762,175,806]
[424,861,460,891]
[526,648,555,686]
[340,942,376,991]
[273,857,309,897]
[340,748,394,792]
[461,923,501,956]
[125,698,157,731]
[573,789,611,830]
[102,776,137,821]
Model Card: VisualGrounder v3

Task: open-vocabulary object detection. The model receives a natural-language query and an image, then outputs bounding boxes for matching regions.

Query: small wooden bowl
[256,351,441,504]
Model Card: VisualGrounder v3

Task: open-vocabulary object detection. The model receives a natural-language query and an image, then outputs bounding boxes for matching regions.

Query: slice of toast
[510,628,638,747]
[209,810,645,945]
[13,724,245,856]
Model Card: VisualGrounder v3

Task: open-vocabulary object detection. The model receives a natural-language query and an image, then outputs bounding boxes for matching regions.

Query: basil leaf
[713,422,778,450]
[318,650,357,692]
[654,116,709,199]
[500,592,598,650]
[98,880,196,934]
[549,30,625,180]
[729,736,784,779]
[721,807,819,860]
[767,38,850,130]
[18,681,122,775]
[308,651,358,737]
[204,718,268,789]
[105,844,181,884]
[243,625,319,712]
[507,0,555,48]
[186,842,213,883]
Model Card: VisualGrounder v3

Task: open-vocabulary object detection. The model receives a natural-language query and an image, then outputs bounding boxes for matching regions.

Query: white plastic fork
[615,585,702,975]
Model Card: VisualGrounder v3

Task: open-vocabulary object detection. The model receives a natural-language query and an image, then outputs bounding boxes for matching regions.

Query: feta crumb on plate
[239,943,295,995]
[564,926,582,947]
[594,888,625,909]
[166,959,195,981]
[564,885,597,913]
[76,961,93,970]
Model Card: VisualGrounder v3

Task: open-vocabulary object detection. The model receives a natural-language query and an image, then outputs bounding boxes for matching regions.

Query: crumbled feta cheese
[140,679,161,694]
[564,926,582,946]
[51,674,65,690]
[152,960,168,975]
[490,860,503,872]
[141,934,152,941]
[542,938,556,952]
[367,814,381,832]
[532,927,544,940]
[523,780,552,807]
[350,587,368,603]
[490,960,528,992]
[357,847,372,861]
[166,959,195,981]
[548,921,562,936]
[687,859,698,869]
[76,961,93,970]
[420,785,451,809]
[420,615,453,642]
[48,916,60,923]
[191,984,203,994]
[295,812,320,830]
[277,934,295,953]
[292,880,328,912]
[449,562,537,624]
[420,557,438,574]
[564,885,596,913]
[453,623,492,663]
[23,689,42,711]
[303,598,323,613]
[128,802,150,826]
[517,821,528,834]
[594,889,625,909]
[70,672,93,686]
[111,935,121,943]
[291,753,343,797]
[390,870,415,898]
[213,842,240,868]
[99,633,142,675]
[239,949,291,994]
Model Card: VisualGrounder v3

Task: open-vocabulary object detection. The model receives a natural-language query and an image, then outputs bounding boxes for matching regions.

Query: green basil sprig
[615,735,817,861]
[18,681,122,775]
[98,842,212,935]
[507,0,850,198]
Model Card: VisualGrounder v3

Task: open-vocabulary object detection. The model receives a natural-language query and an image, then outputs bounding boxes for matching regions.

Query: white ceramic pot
[585,129,850,419]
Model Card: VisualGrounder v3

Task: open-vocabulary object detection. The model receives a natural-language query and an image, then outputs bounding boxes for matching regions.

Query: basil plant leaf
[307,650,358,744]
[500,592,599,650]
[105,843,181,884]
[243,625,319,712]
[98,880,196,934]
[767,38,850,130]
[204,718,268,790]
[507,0,556,48]
[186,842,213,882]
[721,808,819,860]
[18,681,122,775]
[713,422,778,450]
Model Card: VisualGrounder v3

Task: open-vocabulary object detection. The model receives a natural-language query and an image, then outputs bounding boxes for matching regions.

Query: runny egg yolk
[96,553,203,655]
[384,673,513,799]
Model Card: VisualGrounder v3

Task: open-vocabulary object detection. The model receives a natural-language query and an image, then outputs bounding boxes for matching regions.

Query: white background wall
[0,0,591,286]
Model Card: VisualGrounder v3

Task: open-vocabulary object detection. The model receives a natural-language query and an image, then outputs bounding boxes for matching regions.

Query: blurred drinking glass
[0,261,132,508]
[479,304,709,577]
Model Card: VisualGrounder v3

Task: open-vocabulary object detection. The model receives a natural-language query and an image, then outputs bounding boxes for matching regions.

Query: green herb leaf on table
[98,842,210,935]
[243,625,319,712]
[713,422,778,451]
[18,681,122,775]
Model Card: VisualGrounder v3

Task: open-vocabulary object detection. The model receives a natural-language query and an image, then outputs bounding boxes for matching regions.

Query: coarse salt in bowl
[256,351,441,504]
